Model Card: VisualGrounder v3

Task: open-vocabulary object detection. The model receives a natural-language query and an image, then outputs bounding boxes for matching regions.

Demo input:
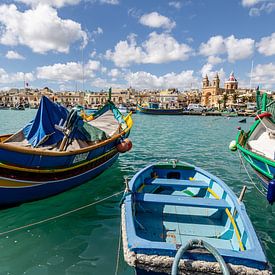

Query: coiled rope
[0,190,124,237]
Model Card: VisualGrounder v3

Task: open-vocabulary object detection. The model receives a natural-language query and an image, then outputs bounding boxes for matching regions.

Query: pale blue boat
[121,160,271,274]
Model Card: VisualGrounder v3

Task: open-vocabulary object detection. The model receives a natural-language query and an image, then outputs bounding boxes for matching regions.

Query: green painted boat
[232,89,275,203]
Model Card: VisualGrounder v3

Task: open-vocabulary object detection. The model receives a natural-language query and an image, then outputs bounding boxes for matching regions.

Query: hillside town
[0,72,274,110]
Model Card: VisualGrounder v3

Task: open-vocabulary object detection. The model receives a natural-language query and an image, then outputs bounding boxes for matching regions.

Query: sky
[0,0,275,92]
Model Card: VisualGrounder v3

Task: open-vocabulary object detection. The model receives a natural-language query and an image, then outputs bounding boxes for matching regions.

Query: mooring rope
[0,190,124,237]
[114,219,122,275]
[238,150,266,197]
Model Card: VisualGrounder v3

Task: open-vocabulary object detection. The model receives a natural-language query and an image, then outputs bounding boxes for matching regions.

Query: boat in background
[118,104,128,115]
[0,95,133,206]
[10,104,25,110]
[121,160,271,274]
[137,102,184,115]
[231,89,275,204]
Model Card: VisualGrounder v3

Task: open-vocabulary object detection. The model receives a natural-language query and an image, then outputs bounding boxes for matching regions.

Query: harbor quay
[0,72,274,113]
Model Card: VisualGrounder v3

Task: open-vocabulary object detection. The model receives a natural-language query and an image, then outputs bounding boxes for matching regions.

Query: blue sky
[0,0,275,91]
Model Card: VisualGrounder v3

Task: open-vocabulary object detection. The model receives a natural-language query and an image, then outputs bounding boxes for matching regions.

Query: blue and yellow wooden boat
[137,102,184,115]
[121,160,271,274]
[0,96,133,206]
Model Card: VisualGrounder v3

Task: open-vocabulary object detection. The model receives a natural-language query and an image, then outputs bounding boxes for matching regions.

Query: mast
[249,60,254,90]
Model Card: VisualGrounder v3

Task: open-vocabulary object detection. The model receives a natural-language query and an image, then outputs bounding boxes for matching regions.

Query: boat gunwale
[123,161,268,266]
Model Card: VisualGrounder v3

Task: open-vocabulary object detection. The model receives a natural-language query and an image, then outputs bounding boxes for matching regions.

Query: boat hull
[137,105,183,115]
[236,129,275,190]
[0,151,119,206]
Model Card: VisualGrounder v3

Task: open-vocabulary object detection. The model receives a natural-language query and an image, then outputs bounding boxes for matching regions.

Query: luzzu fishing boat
[137,102,184,115]
[0,95,133,206]
[231,89,275,204]
[121,160,271,275]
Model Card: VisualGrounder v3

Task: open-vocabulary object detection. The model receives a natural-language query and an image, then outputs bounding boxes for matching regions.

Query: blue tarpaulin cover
[23,96,108,148]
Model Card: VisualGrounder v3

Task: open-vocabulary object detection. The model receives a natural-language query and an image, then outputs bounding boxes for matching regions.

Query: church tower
[203,75,209,88]
[212,73,220,88]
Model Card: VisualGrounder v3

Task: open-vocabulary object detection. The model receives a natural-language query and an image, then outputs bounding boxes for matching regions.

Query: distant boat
[0,96,133,206]
[238,118,247,123]
[121,160,271,274]
[221,110,238,117]
[0,105,9,110]
[137,102,183,115]
[232,89,275,203]
[11,104,25,110]
[118,104,128,115]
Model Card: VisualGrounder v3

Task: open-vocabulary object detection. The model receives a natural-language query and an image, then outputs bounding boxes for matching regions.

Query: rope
[0,190,124,237]
[238,150,266,197]
[171,239,230,275]
[114,219,122,275]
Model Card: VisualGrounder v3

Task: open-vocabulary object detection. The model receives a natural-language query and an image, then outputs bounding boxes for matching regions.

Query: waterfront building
[201,72,254,109]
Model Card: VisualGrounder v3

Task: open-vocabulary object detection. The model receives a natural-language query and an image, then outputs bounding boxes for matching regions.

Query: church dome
[226,71,237,83]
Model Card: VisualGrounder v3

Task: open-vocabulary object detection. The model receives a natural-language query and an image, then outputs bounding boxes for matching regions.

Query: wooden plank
[150,178,208,188]
[135,193,230,209]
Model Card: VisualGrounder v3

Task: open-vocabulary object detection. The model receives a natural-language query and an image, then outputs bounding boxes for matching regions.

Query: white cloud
[15,0,80,8]
[225,35,254,62]
[241,0,275,16]
[125,70,199,90]
[199,35,254,62]
[139,12,176,31]
[0,4,87,54]
[106,32,192,67]
[108,68,121,78]
[168,1,182,9]
[92,27,103,35]
[207,55,223,65]
[251,63,275,88]
[37,60,100,82]
[200,63,225,82]
[199,36,226,56]
[241,0,262,7]
[5,50,25,60]
[99,0,119,4]
[105,33,144,67]
[0,68,34,84]
[257,32,275,56]
[143,32,192,63]
[90,50,97,58]
[85,60,101,72]
[91,77,124,89]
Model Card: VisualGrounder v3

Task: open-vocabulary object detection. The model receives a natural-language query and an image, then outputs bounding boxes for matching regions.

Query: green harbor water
[0,109,274,274]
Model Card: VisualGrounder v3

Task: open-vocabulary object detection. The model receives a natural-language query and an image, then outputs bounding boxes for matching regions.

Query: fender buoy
[255,112,272,120]
[116,138,132,153]
[229,140,237,151]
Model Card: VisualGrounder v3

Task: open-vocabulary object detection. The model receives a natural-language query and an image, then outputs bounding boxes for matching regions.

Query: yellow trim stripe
[207,187,245,251]
[0,179,35,187]
[0,151,119,187]
[0,148,117,173]
[138,184,145,193]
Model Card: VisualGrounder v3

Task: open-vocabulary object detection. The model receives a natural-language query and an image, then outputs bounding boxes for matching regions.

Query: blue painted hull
[0,153,118,206]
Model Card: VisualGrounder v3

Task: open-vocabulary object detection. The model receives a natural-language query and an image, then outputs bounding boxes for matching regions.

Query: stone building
[201,72,248,109]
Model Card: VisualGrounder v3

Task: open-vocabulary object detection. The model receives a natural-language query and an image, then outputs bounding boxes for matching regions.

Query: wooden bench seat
[135,193,230,209]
